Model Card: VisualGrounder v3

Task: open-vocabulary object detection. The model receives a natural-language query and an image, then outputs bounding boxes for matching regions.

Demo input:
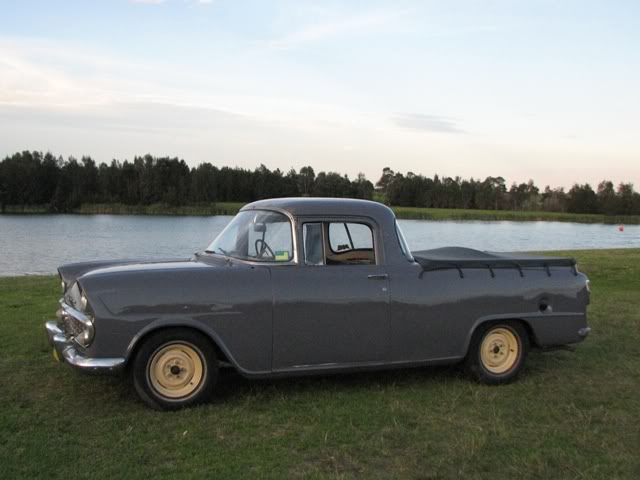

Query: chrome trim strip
[59,300,92,327]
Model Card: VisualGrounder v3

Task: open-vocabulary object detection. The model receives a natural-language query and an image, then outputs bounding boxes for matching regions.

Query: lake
[1,214,638,276]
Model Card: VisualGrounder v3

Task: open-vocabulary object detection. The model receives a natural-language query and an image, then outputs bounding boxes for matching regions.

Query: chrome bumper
[578,327,592,337]
[45,321,125,373]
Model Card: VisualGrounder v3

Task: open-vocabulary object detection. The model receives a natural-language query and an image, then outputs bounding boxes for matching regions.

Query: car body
[45,198,591,409]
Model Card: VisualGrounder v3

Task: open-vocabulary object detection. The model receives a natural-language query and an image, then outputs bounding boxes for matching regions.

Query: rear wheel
[132,328,218,410]
[465,321,529,384]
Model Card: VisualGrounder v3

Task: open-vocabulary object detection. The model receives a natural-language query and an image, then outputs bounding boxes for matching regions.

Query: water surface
[0,215,637,276]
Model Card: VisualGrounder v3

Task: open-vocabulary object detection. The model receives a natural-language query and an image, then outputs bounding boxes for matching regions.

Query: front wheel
[465,321,529,384]
[132,328,218,410]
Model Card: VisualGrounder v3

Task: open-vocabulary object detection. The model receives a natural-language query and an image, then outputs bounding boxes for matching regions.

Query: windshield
[206,210,294,262]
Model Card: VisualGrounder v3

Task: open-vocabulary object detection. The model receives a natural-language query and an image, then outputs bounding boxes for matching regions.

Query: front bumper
[45,321,125,373]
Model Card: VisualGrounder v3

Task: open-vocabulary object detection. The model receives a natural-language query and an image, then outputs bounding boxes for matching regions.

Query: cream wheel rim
[148,342,205,399]
[480,327,520,374]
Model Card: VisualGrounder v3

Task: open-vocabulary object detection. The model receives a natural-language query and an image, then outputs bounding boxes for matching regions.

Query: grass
[1,249,639,479]
[391,206,640,224]
[3,202,640,224]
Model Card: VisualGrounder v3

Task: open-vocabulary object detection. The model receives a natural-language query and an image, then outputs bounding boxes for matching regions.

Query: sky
[1,0,639,188]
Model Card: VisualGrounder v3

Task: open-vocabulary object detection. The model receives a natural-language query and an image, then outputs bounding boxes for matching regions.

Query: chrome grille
[56,300,95,347]
[62,315,85,337]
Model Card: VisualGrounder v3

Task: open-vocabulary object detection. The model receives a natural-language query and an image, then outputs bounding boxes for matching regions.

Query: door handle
[367,274,388,280]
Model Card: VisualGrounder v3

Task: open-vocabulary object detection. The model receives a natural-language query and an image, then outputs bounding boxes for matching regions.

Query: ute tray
[412,247,577,278]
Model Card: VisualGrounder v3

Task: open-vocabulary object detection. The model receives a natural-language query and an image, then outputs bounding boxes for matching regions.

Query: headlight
[74,321,95,348]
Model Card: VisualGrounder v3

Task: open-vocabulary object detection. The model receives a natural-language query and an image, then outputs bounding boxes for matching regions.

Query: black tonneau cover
[412,247,576,278]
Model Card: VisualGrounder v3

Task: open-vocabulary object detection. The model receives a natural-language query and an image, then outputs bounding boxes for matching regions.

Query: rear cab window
[303,220,376,266]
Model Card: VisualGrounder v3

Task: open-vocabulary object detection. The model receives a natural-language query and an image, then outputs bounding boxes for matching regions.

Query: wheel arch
[124,320,238,372]
[464,315,539,357]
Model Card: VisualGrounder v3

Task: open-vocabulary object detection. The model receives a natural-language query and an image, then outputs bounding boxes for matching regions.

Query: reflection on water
[0,214,638,276]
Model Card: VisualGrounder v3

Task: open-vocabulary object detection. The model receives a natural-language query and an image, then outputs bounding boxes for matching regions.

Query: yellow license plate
[52,348,60,362]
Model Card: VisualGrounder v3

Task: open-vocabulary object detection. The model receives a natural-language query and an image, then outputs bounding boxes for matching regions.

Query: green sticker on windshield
[275,250,289,261]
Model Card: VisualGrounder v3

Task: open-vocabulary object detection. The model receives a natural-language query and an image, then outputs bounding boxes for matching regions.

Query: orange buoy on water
[619,225,625,232]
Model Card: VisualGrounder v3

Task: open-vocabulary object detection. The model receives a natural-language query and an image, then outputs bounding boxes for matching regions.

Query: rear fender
[464,315,528,355]
[464,312,587,356]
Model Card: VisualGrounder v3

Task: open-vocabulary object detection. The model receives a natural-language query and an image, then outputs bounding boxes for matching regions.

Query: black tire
[132,328,218,410]
[465,321,529,385]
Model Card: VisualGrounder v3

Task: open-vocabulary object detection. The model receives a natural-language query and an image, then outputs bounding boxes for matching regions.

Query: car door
[270,218,390,371]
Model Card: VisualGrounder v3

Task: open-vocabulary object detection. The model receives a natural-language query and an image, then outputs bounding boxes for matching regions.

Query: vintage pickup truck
[45,198,591,410]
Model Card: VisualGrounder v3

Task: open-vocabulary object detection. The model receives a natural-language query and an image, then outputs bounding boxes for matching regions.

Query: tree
[375,167,394,195]
[475,176,506,210]
[1,151,638,216]
[313,172,352,197]
[351,173,374,200]
[617,183,638,215]
[541,186,567,212]
[297,166,315,196]
[567,184,598,214]
[596,181,619,215]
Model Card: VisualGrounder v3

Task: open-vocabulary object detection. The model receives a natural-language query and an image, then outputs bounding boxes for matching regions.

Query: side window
[327,222,375,265]
[303,223,324,265]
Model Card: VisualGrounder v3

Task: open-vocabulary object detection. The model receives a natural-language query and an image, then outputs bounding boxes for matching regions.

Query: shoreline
[1,202,639,224]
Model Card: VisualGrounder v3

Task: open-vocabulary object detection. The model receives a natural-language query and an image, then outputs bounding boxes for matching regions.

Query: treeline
[377,168,640,215]
[0,151,639,216]
[0,151,373,211]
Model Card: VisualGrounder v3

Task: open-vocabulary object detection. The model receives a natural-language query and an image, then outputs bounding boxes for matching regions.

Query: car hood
[58,258,189,285]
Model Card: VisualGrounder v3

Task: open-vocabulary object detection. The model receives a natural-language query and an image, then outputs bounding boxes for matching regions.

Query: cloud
[0,36,380,134]
[268,9,405,50]
[393,114,465,134]
[0,101,251,135]
[0,37,153,108]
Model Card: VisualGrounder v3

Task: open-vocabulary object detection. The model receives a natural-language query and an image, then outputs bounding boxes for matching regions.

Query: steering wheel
[255,239,275,259]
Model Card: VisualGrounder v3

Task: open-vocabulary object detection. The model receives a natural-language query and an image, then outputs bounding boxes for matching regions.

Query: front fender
[123,317,266,377]
[77,262,274,376]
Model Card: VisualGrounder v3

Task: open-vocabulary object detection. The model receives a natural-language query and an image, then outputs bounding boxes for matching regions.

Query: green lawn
[1,249,639,479]
[4,202,640,224]
[390,206,640,224]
